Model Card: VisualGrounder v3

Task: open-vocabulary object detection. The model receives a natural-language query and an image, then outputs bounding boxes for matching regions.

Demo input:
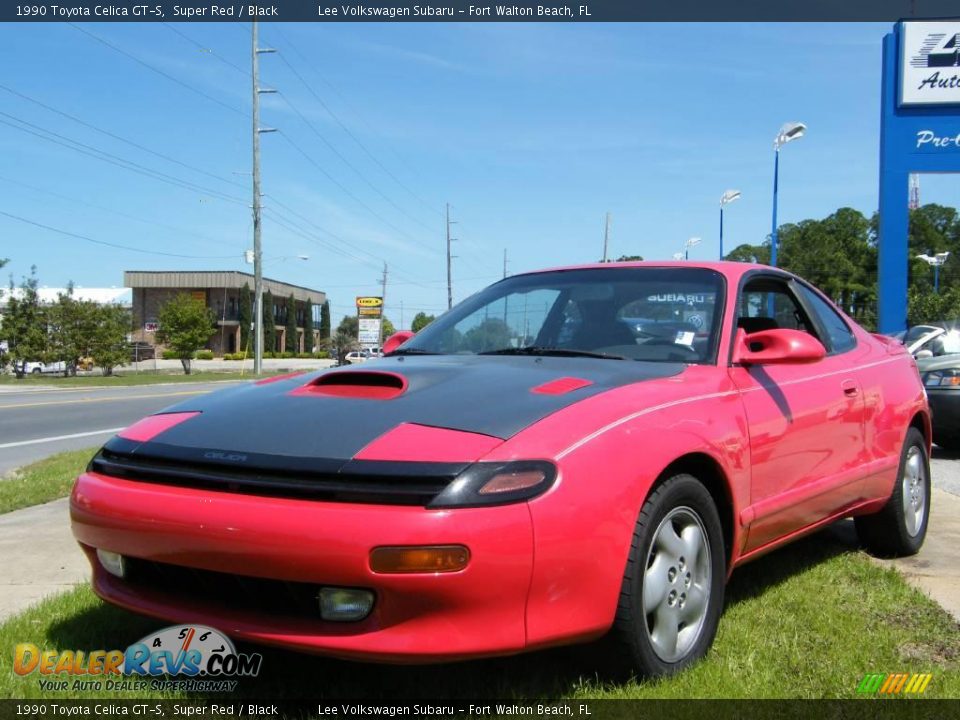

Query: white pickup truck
[20,361,69,375]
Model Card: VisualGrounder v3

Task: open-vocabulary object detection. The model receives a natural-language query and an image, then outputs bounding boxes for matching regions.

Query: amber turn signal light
[369,545,470,574]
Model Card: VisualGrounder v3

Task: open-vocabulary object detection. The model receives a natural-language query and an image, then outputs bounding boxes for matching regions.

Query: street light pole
[770,147,780,267]
[916,252,950,294]
[770,122,806,268]
[719,190,741,261]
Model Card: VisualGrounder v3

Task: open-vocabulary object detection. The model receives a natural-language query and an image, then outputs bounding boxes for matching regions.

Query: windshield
[398,267,726,364]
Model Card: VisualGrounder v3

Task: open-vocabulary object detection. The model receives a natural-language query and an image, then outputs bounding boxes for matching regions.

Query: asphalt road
[0,381,245,474]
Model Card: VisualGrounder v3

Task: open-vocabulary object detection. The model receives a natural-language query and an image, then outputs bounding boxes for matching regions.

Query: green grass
[0,371,281,388]
[1,525,958,701]
[0,449,97,514]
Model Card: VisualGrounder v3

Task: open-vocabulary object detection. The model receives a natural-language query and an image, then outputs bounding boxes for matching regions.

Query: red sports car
[71,262,930,677]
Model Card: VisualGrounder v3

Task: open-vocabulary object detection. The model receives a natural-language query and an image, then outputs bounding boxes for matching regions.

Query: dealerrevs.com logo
[14,625,262,693]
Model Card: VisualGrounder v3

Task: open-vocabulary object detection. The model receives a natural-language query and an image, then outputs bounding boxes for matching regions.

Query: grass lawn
[0,371,282,388]
[0,449,97,514]
[1,525,958,701]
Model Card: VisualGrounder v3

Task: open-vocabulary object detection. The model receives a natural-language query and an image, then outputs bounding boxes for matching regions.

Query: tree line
[1,267,130,377]
[723,203,960,329]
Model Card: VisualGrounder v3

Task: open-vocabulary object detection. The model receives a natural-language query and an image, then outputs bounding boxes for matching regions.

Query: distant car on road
[898,322,960,359]
[344,350,370,364]
[917,353,960,451]
[128,342,156,362]
[22,360,70,376]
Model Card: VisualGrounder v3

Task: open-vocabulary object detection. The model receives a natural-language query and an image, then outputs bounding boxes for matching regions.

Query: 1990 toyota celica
[71,262,930,677]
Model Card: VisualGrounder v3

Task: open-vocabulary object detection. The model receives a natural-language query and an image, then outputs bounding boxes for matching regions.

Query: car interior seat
[736,316,779,335]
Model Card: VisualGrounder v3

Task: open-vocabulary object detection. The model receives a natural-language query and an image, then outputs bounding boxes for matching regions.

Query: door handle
[841,379,859,397]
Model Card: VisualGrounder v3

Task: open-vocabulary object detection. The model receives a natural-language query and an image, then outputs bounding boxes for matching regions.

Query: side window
[737,279,818,336]
[796,284,856,354]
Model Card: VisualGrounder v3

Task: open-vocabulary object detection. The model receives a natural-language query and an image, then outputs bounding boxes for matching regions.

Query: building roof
[124,271,325,304]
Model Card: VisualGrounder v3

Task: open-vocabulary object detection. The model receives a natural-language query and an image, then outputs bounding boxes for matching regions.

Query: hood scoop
[291,370,408,400]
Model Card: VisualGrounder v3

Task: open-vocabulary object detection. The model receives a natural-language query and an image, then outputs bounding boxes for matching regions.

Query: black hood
[103,355,683,471]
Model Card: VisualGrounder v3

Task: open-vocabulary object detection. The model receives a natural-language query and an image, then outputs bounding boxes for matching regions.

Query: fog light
[370,545,470,574]
[319,587,375,622]
[96,549,126,579]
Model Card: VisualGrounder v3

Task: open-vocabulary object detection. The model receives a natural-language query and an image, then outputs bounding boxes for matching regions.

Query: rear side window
[796,284,856,354]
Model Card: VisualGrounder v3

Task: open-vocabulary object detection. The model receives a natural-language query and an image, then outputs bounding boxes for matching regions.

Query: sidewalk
[0,488,958,624]
[0,497,87,621]
[869,487,960,622]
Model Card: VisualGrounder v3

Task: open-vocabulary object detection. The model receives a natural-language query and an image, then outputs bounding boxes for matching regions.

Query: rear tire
[612,473,725,678]
[855,427,930,557]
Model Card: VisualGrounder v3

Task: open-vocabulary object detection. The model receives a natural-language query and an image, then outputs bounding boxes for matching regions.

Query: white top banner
[900,21,960,106]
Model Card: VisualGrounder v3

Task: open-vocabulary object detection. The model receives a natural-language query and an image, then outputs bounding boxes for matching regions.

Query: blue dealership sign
[878,21,960,333]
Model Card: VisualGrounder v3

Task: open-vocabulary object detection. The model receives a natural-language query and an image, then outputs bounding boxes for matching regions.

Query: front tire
[613,473,725,677]
[855,427,930,557]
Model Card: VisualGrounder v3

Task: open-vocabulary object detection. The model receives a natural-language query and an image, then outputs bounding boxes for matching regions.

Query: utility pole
[503,248,508,279]
[251,20,276,374]
[400,300,404,331]
[602,212,611,263]
[446,203,457,310]
[378,262,388,348]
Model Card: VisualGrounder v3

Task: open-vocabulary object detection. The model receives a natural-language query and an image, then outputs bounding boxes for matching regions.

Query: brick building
[126,271,326,356]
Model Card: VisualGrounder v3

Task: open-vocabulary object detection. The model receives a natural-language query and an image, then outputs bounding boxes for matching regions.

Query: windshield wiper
[478,346,626,360]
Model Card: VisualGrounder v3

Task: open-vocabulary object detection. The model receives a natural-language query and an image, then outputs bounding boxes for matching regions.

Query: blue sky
[1,22,957,326]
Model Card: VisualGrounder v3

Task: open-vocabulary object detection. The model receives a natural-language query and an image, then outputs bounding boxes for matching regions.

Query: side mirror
[383,330,415,355]
[915,349,934,359]
[732,328,826,365]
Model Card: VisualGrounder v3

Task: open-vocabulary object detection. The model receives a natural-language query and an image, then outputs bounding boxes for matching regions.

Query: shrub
[195,350,214,360]
[161,350,180,360]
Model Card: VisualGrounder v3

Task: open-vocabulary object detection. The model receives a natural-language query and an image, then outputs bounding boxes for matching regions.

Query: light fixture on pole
[916,252,950,293]
[719,190,741,260]
[684,236,701,260]
[770,121,806,268]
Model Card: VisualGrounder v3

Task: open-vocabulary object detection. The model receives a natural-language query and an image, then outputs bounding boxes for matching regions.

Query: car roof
[510,260,788,284]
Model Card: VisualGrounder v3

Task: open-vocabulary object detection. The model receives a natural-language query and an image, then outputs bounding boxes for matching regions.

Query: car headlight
[427,460,557,508]
[925,369,960,387]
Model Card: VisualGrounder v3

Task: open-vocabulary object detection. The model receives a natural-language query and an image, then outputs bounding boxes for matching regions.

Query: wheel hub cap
[901,446,927,538]
[642,506,712,663]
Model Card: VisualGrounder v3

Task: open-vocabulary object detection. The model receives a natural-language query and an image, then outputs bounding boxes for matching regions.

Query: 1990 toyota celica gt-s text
[71,262,930,677]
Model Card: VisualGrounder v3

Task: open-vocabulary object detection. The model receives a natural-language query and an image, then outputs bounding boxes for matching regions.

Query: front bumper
[71,471,534,662]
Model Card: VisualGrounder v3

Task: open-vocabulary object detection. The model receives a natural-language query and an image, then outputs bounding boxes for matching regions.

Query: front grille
[91,449,456,506]
[124,558,325,619]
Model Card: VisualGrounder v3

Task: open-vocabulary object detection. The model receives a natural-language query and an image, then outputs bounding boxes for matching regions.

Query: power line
[0,174,242,250]
[275,85,436,235]
[265,195,436,284]
[0,113,247,206]
[0,82,247,192]
[163,23,251,78]
[0,209,237,259]
[262,207,441,291]
[69,23,246,118]
[270,27,442,218]
[278,131,439,257]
